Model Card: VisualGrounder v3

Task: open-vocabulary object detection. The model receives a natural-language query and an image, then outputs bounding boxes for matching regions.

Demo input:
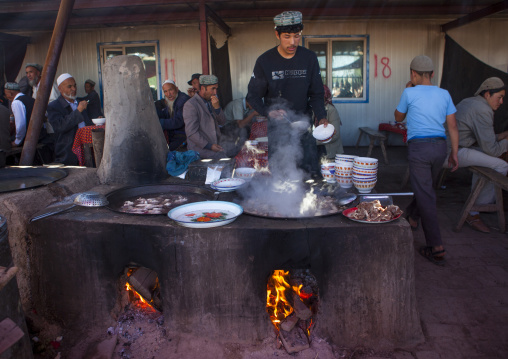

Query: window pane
[332,40,364,98]
[105,49,123,61]
[308,43,327,86]
[125,46,157,100]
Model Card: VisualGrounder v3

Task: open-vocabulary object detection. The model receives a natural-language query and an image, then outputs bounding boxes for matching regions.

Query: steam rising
[237,105,329,217]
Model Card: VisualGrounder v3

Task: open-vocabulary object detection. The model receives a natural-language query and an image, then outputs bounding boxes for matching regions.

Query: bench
[355,127,389,164]
[455,166,508,232]
[3,143,46,165]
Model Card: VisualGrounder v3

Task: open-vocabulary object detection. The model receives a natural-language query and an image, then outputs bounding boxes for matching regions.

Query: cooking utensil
[367,192,413,196]
[337,193,357,206]
[105,184,216,215]
[30,191,109,222]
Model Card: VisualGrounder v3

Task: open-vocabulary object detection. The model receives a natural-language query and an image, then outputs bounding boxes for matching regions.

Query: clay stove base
[28,189,423,350]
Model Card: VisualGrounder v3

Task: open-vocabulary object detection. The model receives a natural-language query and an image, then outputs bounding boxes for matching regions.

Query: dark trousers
[406,139,447,247]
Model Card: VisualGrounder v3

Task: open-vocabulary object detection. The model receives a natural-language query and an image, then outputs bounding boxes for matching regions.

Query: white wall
[16,17,508,145]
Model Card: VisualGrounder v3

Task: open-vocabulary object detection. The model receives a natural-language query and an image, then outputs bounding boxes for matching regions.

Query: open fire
[266,269,319,354]
[125,267,162,312]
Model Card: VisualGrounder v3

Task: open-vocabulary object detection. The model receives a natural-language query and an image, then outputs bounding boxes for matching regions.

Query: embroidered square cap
[199,75,218,85]
[474,77,505,96]
[274,11,302,27]
[409,55,434,72]
[85,79,96,86]
[4,82,20,91]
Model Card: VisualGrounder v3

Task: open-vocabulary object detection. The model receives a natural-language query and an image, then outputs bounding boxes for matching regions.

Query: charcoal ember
[279,326,310,354]
[280,313,299,332]
[292,293,312,320]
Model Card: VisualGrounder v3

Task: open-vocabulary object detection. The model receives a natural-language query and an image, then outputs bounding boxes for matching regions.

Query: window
[98,41,161,101]
[304,35,369,103]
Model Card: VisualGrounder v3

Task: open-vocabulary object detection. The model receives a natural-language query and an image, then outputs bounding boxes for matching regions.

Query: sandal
[419,246,446,266]
[465,214,490,233]
[405,215,419,231]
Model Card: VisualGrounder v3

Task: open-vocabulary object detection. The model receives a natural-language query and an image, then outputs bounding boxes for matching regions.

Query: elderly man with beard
[47,73,92,165]
[183,75,227,159]
[25,63,60,102]
[155,80,190,150]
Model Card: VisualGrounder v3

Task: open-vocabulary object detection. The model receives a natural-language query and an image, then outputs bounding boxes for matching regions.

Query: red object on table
[72,125,105,166]
[234,121,269,169]
[378,123,407,143]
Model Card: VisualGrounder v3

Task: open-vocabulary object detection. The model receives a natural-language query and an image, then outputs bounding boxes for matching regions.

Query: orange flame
[125,282,156,311]
[267,270,315,334]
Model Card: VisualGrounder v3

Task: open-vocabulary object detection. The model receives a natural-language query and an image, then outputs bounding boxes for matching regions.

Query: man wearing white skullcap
[25,63,60,103]
[47,74,92,165]
[154,79,190,150]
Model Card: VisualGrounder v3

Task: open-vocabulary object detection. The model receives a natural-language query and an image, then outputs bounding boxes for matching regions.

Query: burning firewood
[279,326,310,354]
[292,292,312,320]
[280,313,299,332]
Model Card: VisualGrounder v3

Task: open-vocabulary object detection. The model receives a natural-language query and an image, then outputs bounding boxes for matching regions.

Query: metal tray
[105,184,218,215]
[0,167,67,193]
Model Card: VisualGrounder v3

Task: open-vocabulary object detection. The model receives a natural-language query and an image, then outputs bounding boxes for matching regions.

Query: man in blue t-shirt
[395,55,459,266]
[246,11,328,178]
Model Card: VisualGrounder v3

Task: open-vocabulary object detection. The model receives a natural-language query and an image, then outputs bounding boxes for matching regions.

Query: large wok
[106,183,217,215]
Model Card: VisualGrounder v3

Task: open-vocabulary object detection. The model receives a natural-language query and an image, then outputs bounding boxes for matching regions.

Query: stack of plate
[352,157,378,193]
[211,178,246,192]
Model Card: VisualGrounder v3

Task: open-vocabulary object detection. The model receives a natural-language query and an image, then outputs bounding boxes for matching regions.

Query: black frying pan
[105,184,217,215]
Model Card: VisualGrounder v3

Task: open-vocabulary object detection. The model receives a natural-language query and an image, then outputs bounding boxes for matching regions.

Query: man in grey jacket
[183,75,227,159]
[445,77,507,233]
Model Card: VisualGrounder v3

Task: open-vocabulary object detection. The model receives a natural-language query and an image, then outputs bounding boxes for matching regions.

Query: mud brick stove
[25,55,423,351]
[28,195,423,349]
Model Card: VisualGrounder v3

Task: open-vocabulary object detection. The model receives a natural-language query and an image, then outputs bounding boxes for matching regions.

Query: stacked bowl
[352,157,378,193]
[334,160,354,188]
[334,154,358,188]
[321,162,336,183]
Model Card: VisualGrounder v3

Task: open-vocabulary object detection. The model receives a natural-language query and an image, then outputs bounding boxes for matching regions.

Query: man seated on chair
[444,77,507,234]
[154,80,190,151]
[47,73,92,165]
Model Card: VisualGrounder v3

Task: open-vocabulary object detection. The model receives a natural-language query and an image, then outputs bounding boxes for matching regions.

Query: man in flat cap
[3,82,41,147]
[47,73,92,165]
[25,63,60,103]
[395,55,459,265]
[443,77,507,233]
[154,79,190,150]
[246,11,327,177]
[187,73,201,98]
[183,74,227,159]
[79,79,103,119]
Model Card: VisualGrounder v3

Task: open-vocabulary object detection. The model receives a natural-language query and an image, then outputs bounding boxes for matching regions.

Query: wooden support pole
[199,0,209,75]
[19,0,75,165]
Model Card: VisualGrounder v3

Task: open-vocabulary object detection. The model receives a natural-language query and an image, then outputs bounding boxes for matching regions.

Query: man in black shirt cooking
[246,11,327,178]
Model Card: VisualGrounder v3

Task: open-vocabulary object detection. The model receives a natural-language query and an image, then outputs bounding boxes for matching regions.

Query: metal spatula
[30,191,109,222]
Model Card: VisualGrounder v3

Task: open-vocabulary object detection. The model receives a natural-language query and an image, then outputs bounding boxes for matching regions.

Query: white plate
[211,185,241,192]
[168,201,243,228]
[312,124,335,141]
[212,178,246,189]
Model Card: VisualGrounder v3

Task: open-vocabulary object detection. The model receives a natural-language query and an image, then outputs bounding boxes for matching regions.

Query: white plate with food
[168,201,243,228]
